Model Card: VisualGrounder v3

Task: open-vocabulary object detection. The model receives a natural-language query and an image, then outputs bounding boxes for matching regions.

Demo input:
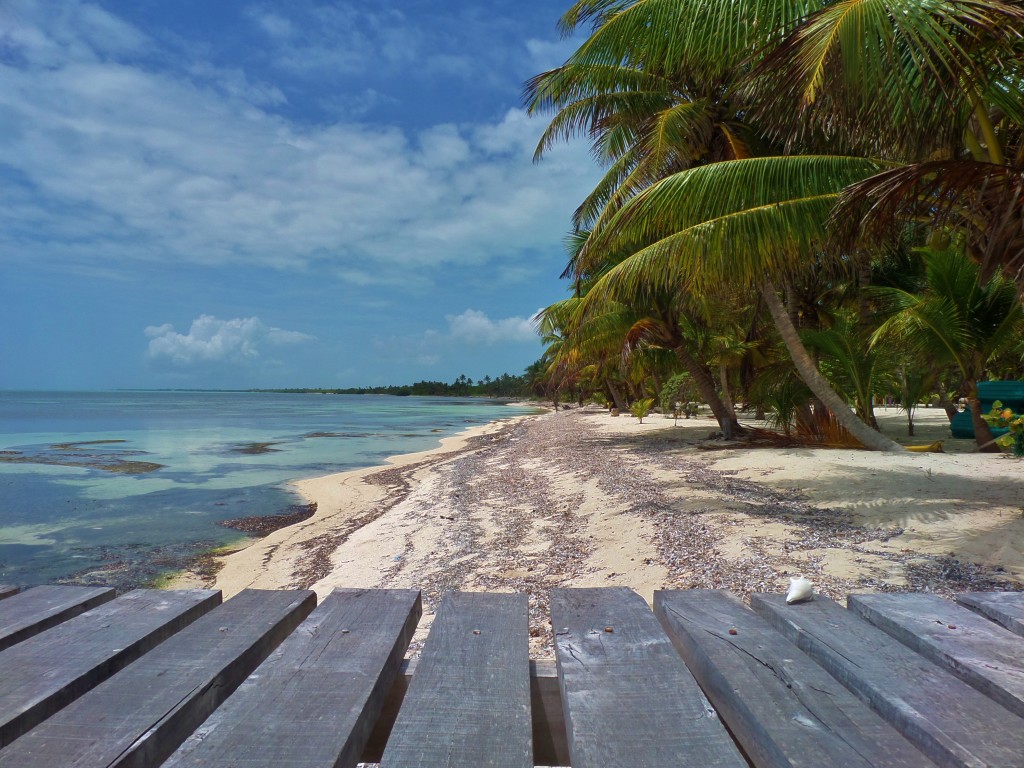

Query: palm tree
[872,247,1024,450]
[752,0,1024,284]
[580,155,906,450]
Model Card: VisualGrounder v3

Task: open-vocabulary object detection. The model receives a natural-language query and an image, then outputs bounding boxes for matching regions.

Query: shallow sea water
[0,391,534,588]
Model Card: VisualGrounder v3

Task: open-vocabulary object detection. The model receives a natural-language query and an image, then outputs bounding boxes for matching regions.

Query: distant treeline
[263,370,538,398]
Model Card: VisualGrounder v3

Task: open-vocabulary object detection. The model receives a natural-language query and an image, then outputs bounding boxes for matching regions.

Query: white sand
[168,405,1024,653]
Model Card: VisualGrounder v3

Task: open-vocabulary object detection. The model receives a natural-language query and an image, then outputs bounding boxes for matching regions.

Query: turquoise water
[0,391,535,589]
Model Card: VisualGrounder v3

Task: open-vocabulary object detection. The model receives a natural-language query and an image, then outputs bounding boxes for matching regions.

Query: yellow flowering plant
[983,401,1024,457]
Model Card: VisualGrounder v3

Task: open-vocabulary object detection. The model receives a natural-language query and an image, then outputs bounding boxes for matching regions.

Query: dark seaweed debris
[220,503,317,537]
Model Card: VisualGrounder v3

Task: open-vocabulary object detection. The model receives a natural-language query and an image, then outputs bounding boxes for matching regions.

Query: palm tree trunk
[673,346,743,439]
[719,362,737,420]
[937,391,960,423]
[762,281,904,452]
[605,380,626,411]
[965,380,1001,453]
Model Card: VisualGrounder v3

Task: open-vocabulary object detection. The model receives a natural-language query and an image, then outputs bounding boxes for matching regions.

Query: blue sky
[0,0,599,390]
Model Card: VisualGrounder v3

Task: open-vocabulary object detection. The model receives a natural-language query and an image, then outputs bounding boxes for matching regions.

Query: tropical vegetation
[528,0,1024,452]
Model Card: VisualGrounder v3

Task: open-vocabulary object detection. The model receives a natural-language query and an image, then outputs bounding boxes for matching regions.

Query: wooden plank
[551,587,746,768]
[849,592,1024,719]
[0,585,116,652]
[752,593,1024,768]
[956,591,1024,637]
[380,592,532,768]
[164,588,421,768]
[0,588,219,749]
[0,589,315,768]
[655,589,935,768]
[0,586,17,601]
[361,658,569,767]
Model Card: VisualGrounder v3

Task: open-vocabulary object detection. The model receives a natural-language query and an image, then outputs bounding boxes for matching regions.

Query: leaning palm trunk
[605,380,626,411]
[965,381,1001,453]
[673,346,743,439]
[719,362,738,421]
[762,281,904,452]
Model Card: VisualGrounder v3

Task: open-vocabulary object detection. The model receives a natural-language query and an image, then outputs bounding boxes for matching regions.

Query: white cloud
[446,309,538,345]
[145,315,314,367]
[0,1,601,288]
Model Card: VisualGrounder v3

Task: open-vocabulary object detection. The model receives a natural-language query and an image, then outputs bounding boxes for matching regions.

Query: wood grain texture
[0,585,116,652]
[0,589,315,768]
[0,588,220,749]
[361,657,568,767]
[752,593,1024,768]
[849,592,1024,719]
[0,586,17,601]
[552,587,746,768]
[655,590,935,768]
[164,588,421,768]
[956,591,1024,637]
[381,592,532,768]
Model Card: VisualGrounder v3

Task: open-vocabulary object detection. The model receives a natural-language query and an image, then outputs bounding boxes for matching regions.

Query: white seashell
[786,576,813,604]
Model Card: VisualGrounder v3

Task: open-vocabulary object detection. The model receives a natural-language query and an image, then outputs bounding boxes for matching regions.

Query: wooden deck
[0,586,1021,767]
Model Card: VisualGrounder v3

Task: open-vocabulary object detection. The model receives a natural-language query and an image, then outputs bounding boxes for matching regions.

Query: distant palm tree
[872,248,1024,450]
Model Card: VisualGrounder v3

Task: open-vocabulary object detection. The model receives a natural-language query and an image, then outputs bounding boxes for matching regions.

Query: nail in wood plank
[552,587,746,767]
[753,593,1024,768]
[956,591,1024,637]
[849,592,1024,719]
[656,590,935,768]
[381,592,532,768]
[0,588,219,748]
[164,588,421,768]
[0,585,116,652]
[0,589,315,768]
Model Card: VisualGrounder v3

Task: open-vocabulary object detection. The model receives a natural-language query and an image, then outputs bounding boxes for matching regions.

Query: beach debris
[786,576,814,604]
[906,440,944,453]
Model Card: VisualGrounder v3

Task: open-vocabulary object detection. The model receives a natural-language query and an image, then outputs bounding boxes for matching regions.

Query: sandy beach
[169,405,1024,654]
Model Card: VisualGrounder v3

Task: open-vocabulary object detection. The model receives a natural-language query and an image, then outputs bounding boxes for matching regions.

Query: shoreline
[168,405,1024,655]
[167,412,538,595]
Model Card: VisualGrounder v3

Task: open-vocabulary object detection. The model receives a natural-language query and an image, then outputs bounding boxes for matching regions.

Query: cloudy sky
[0,0,599,389]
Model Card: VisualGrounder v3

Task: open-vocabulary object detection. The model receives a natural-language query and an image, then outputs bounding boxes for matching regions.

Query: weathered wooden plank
[0,585,116,652]
[752,593,1024,768]
[849,592,1024,719]
[0,586,17,601]
[0,589,315,768]
[361,658,569,767]
[165,588,421,768]
[381,592,532,768]
[655,589,935,768]
[551,587,746,767]
[0,588,219,749]
[956,591,1024,637]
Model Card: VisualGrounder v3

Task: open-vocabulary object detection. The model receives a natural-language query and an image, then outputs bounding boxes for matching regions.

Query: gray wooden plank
[0,588,219,749]
[849,592,1024,719]
[752,593,1024,768]
[381,591,532,768]
[0,586,17,601]
[164,587,421,768]
[0,589,315,768]
[0,585,116,651]
[361,657,569,767]
[551,587,746,768]
[956,591,1024,637]
[655,589,935,768]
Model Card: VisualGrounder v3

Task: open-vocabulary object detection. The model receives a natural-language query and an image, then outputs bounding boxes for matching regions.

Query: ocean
[0,391,536,589]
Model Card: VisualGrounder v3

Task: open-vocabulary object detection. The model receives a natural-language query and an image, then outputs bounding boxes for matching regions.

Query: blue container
[949,381,1023,439]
